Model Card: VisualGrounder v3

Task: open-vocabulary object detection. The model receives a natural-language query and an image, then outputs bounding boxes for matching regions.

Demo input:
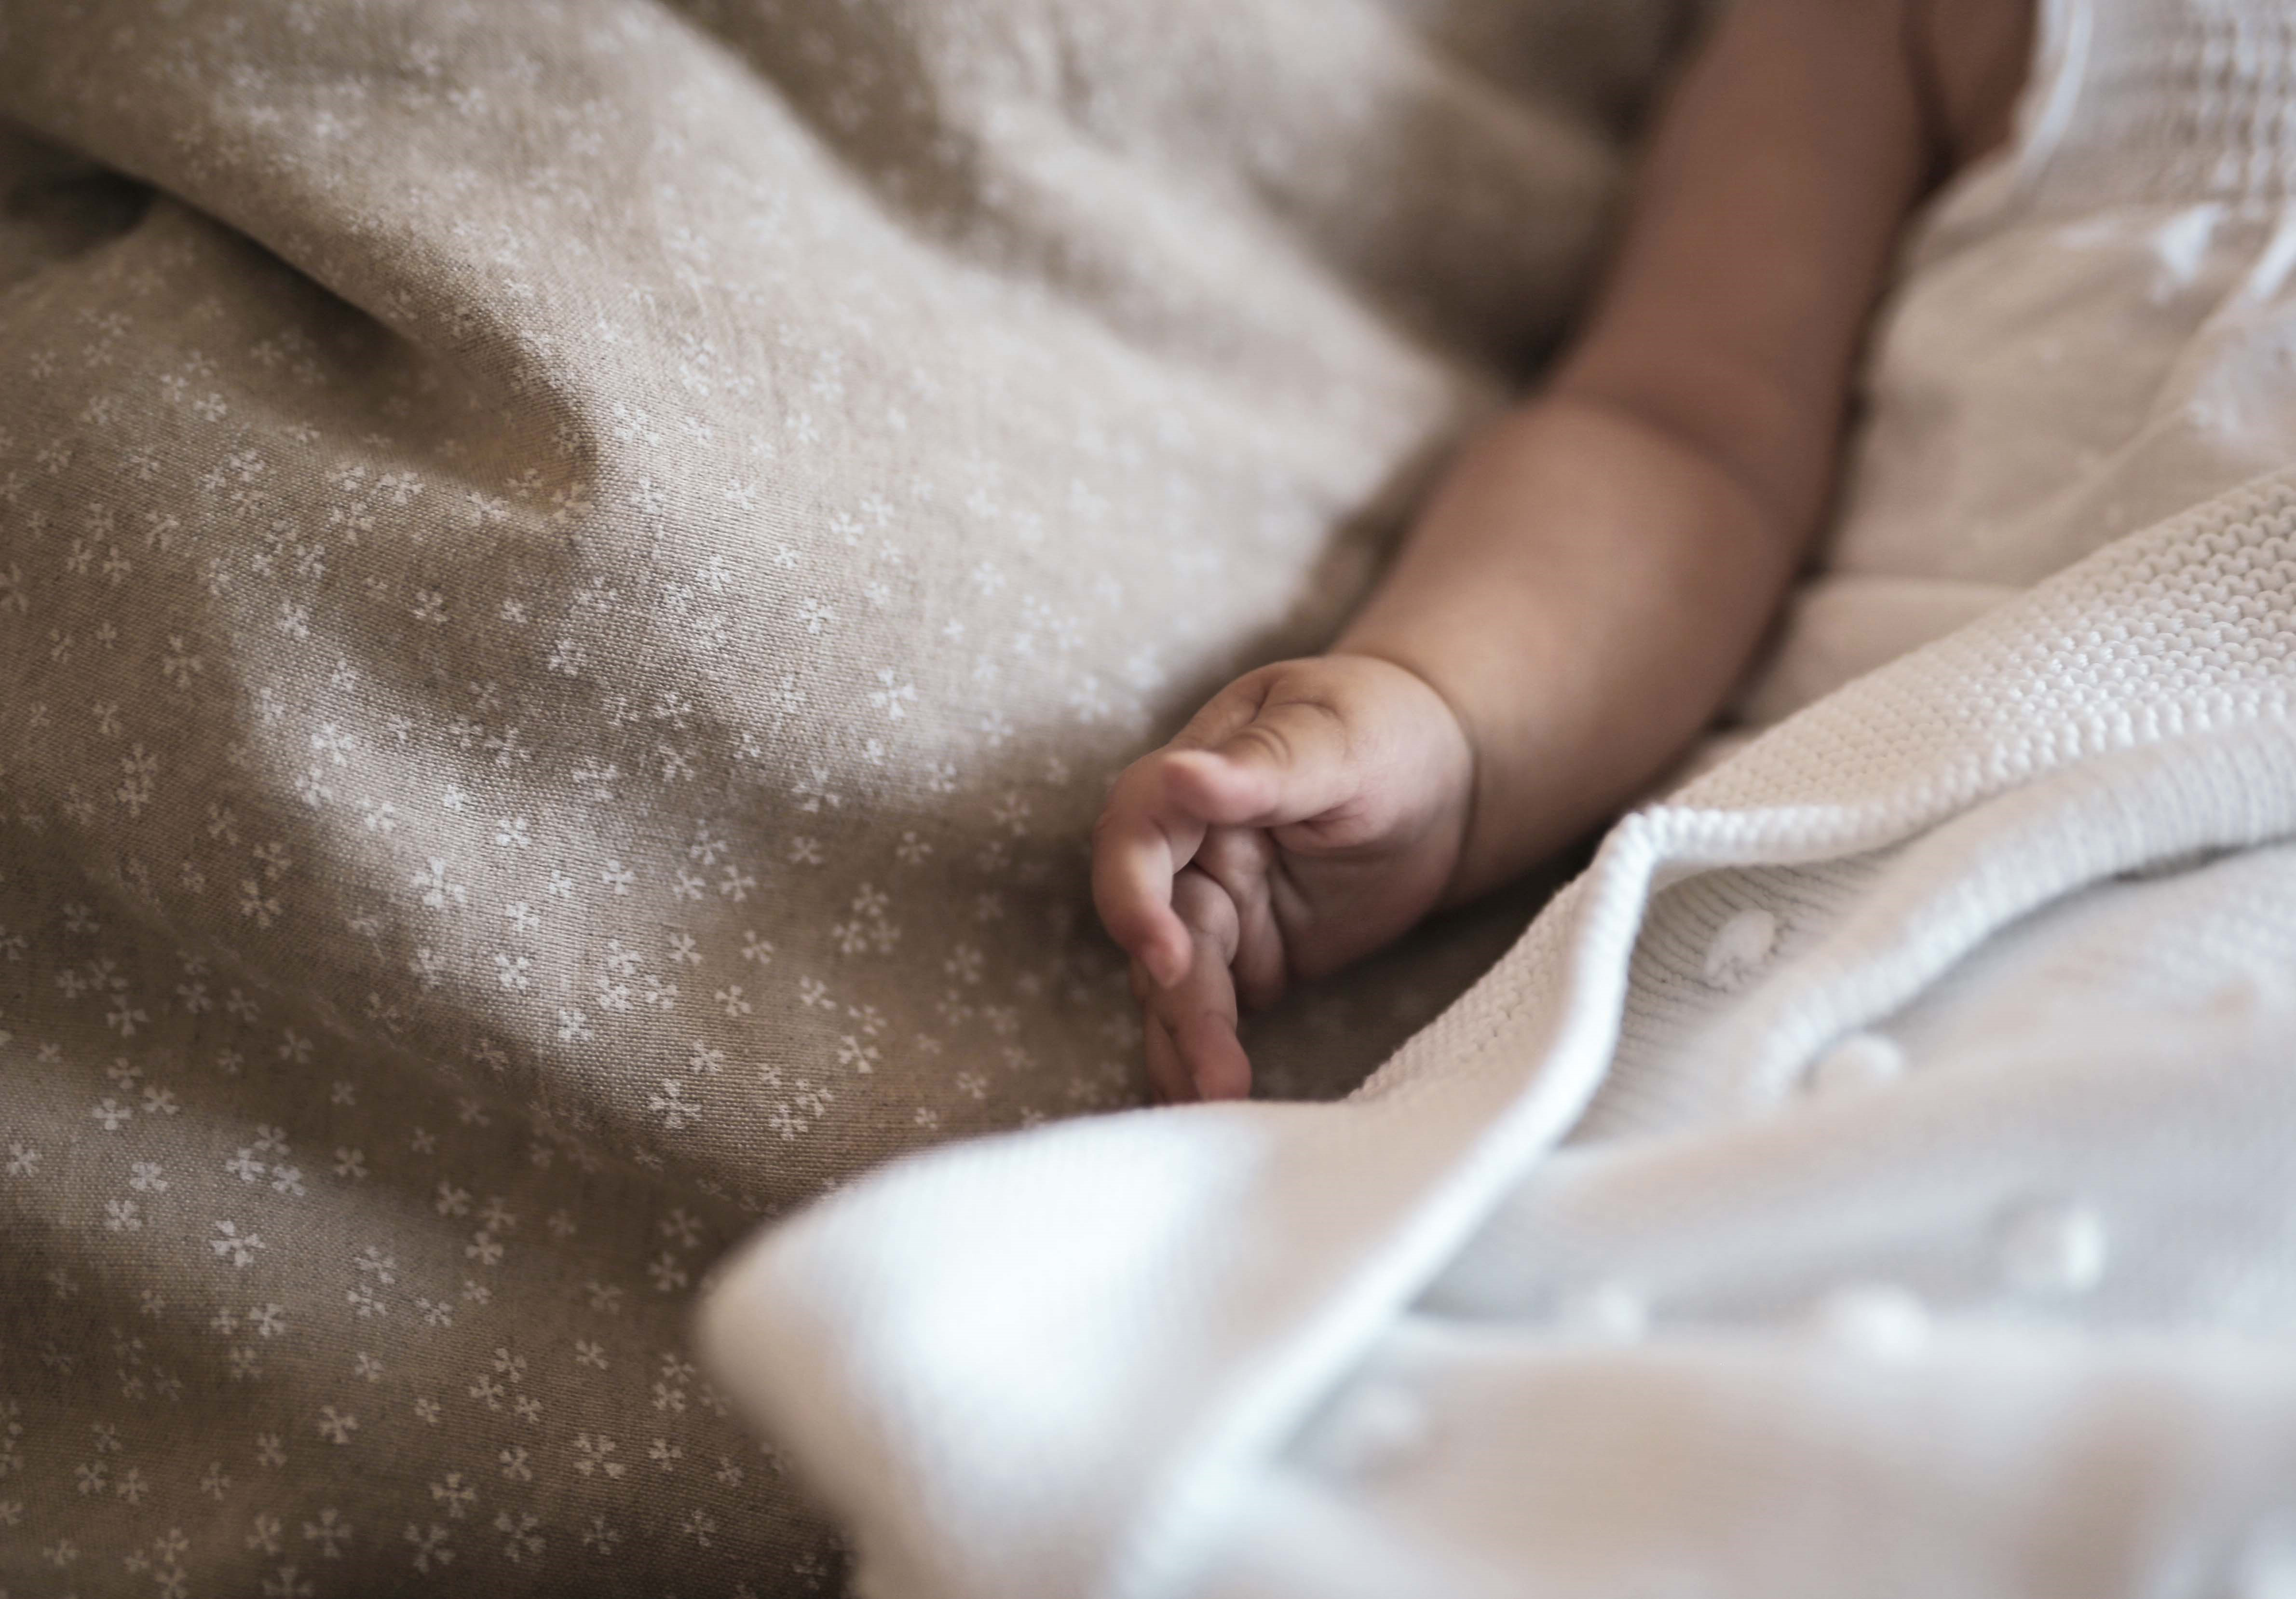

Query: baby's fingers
[1141,1009,1193,1105]
[1092,762,1205,989]
[1162,695,1359,832]
[1095,668,1364,997]
[1152,867,1250,1102]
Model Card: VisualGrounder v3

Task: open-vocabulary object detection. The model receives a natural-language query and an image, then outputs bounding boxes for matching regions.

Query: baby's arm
[1343,0,1977,900]
[1095,0,2030,1099]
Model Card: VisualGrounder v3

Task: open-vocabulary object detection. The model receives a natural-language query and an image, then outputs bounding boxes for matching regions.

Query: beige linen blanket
[0,0,1680,1590]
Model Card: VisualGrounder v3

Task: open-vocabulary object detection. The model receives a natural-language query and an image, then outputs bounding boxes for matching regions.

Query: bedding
[693,3,2296,1594]
[704,466,2296,1599]
[0,0,1684,1591]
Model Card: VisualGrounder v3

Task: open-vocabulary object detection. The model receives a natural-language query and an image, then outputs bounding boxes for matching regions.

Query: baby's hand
[1092,653,1474,1102]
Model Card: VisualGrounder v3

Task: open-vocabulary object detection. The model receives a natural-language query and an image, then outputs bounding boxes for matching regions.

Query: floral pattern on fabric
[0,0,1668,1589]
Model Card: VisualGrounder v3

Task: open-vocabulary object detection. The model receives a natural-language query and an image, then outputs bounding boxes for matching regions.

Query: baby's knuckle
[1274,689,1351,751]
[1228,720,1293,768]
[1168,870,1216,919]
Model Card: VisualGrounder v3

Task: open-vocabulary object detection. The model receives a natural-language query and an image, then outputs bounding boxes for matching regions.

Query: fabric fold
[700,473,2296,1599]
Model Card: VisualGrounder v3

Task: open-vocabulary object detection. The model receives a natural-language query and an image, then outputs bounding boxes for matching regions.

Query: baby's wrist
[1318,637,1496,902]
[1330,397,1806,901]
[1320,641,1473,742]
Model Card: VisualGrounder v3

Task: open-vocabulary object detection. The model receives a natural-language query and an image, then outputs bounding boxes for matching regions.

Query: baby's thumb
[1166,699,1356,826]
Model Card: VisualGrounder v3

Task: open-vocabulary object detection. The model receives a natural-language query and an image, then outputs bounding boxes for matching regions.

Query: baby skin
[1092,0,2034,1102]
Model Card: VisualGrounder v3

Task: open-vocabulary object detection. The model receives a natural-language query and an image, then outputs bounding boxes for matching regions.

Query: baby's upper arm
[1911,0,2038,170]
[1552,0,2031,546]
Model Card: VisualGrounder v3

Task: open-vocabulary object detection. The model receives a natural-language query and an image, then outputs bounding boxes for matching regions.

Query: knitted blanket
[700,473,2296,1599]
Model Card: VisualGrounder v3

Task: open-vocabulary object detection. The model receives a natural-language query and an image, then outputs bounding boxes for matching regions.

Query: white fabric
[1741,0,2296,728]
[696,2,2296,1594]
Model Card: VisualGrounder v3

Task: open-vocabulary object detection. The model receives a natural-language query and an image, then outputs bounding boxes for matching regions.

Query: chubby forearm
[1333,397,1794,901]
[1335,0,1942,902]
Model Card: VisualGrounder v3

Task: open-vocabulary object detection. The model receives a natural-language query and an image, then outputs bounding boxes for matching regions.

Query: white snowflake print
[210,1221,268,1268]
[0,0,1510,1584]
